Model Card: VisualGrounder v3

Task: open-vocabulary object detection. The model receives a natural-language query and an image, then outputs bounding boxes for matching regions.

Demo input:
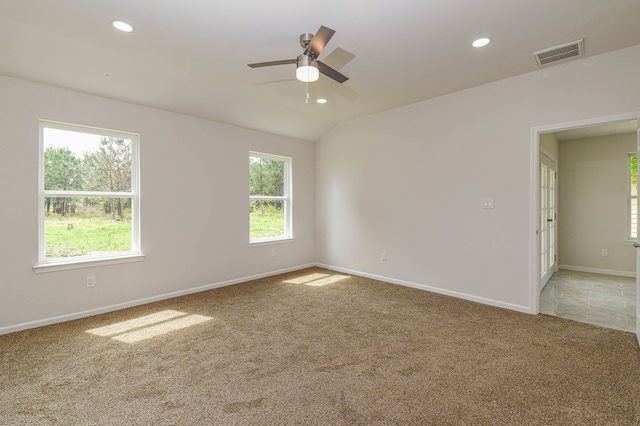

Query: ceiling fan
[248,25,349,84]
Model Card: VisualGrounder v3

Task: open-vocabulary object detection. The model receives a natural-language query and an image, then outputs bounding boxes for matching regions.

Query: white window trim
[35,120,143,271]
[33,254,145,274]
[628,152,637,242]
[249,151,293,244]
[247,238,296,248]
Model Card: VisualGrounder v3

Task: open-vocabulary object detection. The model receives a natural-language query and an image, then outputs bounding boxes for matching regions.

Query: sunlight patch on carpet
[86,310,186,336]
[86,310,213,343]
[283,273,350,287]
[112,315,213,343]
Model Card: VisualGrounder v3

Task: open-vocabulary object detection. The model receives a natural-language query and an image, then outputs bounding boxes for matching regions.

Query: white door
[540,152,557,290]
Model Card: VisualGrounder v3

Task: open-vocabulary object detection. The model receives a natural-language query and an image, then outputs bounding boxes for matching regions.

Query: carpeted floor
[1,267,639,425]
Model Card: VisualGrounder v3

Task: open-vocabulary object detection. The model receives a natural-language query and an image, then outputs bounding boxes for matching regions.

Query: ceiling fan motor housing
[300,33,314,50]
[297,53,318,68]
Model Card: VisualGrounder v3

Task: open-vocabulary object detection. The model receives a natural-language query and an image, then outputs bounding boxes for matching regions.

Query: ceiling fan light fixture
[296,54,319,82]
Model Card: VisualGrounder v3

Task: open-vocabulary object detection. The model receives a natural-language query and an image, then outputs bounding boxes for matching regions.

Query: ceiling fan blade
[317,61,349,83]
[321,47,356,70]
[304,26,336,58]
[248,59,296,68]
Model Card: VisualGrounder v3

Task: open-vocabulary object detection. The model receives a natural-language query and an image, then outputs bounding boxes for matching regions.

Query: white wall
[0,75,316,333]
[558,133,636,275]
[316,45,640,312]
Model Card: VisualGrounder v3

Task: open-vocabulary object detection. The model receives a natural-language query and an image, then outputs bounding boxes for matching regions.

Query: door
[540,152,557,290]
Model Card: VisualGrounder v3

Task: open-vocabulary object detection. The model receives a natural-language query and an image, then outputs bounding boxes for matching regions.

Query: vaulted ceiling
[2,0,640,142]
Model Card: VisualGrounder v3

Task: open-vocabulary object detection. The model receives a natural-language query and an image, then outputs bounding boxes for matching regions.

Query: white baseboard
[315,263,532,314]
[0,263,316,336]
[558,264,637,278]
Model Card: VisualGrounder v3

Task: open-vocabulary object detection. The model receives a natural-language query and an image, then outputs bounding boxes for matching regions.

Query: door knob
[547,218,553,222]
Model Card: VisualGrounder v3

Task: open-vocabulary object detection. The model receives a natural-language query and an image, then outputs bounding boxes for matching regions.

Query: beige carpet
[1,267,639,425]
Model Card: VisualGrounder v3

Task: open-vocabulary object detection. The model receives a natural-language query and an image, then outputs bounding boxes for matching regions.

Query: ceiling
[1,0,640,142]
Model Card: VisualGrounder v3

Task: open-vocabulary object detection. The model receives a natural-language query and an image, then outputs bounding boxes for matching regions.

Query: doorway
[534,116,639,334]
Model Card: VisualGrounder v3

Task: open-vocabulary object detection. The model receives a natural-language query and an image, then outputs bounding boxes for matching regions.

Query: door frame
[636,123,640,346]
[529,112,640,316]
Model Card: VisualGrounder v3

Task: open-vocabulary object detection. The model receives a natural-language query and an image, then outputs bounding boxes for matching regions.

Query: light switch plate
[482,198,495,209]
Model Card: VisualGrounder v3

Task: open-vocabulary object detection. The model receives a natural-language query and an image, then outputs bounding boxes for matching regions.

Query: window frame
[249,151,293,244]
[628,153,637,241]
[35,120,143,272]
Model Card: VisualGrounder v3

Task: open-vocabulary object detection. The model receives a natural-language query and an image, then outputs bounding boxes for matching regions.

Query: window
[629,154,637,240]
[38,121,141,267]
[249,152,292,242]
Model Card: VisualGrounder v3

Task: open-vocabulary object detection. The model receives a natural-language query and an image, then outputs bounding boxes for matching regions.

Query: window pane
[631,197,638,239]
[249,156,284,196]
[44,128,132,192]
[630,155,637,239]
[631,155,637,196]
[44,197,132,259]
[249,200,285,239]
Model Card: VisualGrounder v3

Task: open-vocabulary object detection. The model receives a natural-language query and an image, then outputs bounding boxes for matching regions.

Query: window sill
[624,239,638,246]
[248,237,295,247]
[33,253,145,274]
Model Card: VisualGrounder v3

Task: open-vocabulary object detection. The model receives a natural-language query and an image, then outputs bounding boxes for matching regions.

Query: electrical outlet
[271,249,276,257]
[86,276,96,288]
[601,249,608,257]
[380,252,387,261]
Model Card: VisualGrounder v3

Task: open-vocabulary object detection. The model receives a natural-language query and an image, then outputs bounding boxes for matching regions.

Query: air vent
[533,39,584,66]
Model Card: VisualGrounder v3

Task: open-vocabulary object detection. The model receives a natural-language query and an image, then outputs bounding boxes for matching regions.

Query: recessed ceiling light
[112,20,134,33]
[472,37,491,48]
[316,98,328,104]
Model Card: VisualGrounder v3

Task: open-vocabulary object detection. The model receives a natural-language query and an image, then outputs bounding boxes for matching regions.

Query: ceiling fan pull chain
[306,81,310,104]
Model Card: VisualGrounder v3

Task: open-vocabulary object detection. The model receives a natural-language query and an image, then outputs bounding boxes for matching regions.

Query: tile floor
[540,269,637,332]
